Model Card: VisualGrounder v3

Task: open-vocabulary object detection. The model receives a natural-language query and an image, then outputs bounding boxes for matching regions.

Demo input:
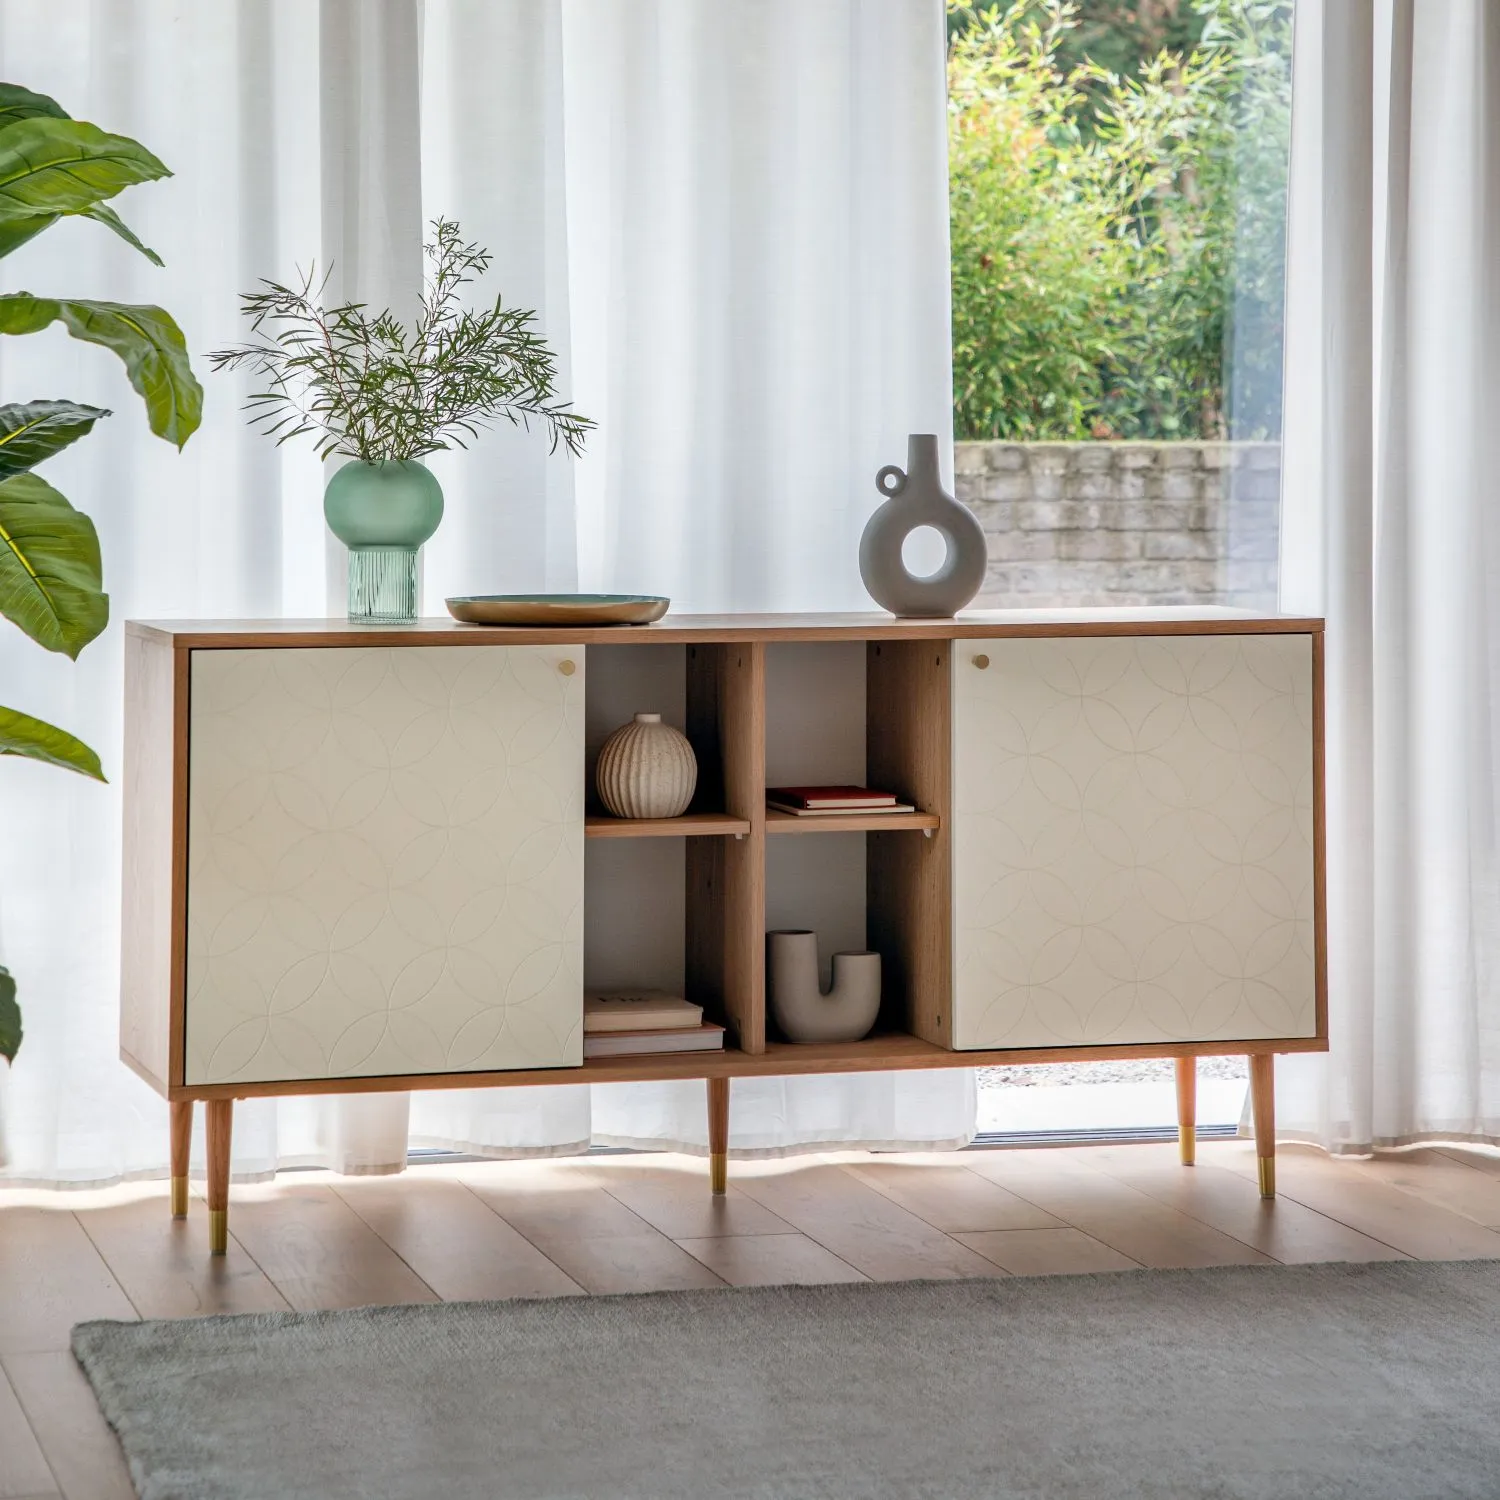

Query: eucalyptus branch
[209,218,594,463]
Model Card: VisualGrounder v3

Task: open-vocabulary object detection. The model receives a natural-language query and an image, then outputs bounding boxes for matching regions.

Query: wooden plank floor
[4,1139,1500,1498]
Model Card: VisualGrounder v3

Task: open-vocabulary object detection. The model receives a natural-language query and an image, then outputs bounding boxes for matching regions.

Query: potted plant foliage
[0,82,202,1064]
[210,219,593,623]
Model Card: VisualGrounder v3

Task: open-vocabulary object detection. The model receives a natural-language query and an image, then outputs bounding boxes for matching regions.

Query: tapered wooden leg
[205,1099,233,1254]
[169,1099,193,1218]
[1249,1054,1276,1198]
[1175,1057,1196,1166]
[707,1076,729,1195]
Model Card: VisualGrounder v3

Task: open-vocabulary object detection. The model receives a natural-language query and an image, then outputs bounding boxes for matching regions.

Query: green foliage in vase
[0,81,202,1062]
[209,219,594,464]
[948,0,1292,441]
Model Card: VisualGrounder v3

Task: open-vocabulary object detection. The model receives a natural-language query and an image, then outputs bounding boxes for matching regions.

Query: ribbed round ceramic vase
[595,713,698,819]
[859,433,986,618]
[767,930,881,1044]
[323,459,445,623]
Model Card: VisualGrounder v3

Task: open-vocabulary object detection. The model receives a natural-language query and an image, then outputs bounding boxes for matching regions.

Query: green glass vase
[323,459,445,623]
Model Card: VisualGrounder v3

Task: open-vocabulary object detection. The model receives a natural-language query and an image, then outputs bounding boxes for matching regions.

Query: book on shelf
[766,800,916,817]
[583,1023,726,1059]
[584,991,704,1034]
[765,784,905,810]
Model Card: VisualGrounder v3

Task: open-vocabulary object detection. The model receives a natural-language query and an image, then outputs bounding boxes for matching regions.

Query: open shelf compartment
[760,640,952,1048]
[580,636,952,1060]
[582,643,765,1052]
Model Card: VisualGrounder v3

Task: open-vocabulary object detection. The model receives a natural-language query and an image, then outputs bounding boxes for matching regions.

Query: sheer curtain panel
[1278,0,1500,1152]
[0,0,973,1187]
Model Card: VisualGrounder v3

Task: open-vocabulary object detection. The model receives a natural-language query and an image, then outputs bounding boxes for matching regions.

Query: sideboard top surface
[128,608,1323,650]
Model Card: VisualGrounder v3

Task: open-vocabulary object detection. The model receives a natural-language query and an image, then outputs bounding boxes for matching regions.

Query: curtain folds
[0,0,973,1187]
[1278,0,1500,1153]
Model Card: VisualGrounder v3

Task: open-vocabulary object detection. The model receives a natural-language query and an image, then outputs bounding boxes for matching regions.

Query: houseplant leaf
[0,206,164,267]
[0,296,202,446]
[81,203,164,266]
[0,965,17,1064]
[0,117,168,220]
[0,470,107,657]
[0,399,110,477]
[0,93,165,264]
[0,703,104,779]
[0,212,55,259]
[0,83,67,128]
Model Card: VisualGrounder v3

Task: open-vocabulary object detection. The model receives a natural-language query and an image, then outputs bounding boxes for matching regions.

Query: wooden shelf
[765,808,940,835]
[586,812,751,839]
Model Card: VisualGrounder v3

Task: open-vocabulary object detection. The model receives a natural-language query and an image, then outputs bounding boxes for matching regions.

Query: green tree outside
[949,0,1293,443]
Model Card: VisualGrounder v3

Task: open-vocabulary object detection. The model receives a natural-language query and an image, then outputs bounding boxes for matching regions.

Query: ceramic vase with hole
[323,459,445,623]
[595,713,698,819]
[859,433,986,618]
[767,930,881,1043]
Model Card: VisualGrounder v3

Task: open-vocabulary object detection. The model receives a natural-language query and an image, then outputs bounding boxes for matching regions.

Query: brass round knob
[973,654,990,670]
[558,659,577,677]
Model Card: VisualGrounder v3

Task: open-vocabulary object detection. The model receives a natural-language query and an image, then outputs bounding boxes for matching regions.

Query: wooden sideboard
[121,610,1325,1253]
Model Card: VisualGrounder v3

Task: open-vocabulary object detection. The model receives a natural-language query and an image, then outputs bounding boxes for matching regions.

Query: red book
[766,785,901,810]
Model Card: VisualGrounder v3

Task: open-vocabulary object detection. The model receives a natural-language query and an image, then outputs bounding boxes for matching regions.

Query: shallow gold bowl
[445,593,670,627]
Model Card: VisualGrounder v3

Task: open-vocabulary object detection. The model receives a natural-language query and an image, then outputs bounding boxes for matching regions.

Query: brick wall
[954,441,1281,608]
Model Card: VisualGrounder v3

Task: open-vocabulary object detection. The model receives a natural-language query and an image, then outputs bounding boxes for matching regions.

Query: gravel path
[977,1055,1248,1089]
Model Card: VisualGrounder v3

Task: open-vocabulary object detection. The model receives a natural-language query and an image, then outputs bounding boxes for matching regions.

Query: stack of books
[765,785,915,817]
[583,991,726,1059]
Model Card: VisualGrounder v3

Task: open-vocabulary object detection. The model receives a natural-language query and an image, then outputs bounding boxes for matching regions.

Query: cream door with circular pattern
[184,645,584,1085]
[952,634,1316,1050]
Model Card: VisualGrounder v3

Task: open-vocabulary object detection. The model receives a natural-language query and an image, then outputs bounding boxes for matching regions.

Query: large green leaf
[0,92,166,265]
[0,205,164,267]
[0,965,17,1065]
[0,400,110,478]
[0,211,55,259]
[0,83,67,128]
[0,702,104,779]
[81,203,163,266]
[0,471,107,657]
[0,295,202,446]
[0,117,168,220]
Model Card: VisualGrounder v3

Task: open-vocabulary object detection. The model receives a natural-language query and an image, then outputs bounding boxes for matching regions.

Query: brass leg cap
[1178,1124,1196,1167]
[1258,1157,1276,1198]
[709,1152,728,1196]
[208,1209,228,1255]
[170,1175,189,1219]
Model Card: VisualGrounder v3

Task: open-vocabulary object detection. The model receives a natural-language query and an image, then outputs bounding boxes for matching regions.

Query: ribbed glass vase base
[347,546,418,623]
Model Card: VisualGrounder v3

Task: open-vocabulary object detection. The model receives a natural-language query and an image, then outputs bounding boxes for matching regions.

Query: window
[949,0,1293,614]
[947,0,1295,1136]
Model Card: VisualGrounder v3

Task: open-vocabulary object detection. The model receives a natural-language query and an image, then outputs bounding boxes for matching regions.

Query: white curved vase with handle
[767,930,881,1044]
[859,433,987,618]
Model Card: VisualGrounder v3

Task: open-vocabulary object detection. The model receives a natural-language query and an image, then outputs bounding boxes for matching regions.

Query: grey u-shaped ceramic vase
[767,930,881,1044]
[859,433,987,618]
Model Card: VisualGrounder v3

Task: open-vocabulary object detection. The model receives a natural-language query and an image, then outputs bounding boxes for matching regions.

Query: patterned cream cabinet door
[184,646,584,1085]
[952,634,1316,1050]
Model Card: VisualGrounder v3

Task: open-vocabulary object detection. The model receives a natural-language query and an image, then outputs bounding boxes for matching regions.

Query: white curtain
[0,0,974,1187]
[1278,0,1500,1152]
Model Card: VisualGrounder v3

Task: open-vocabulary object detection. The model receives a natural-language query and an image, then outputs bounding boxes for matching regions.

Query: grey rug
[74,1261,1500,1500]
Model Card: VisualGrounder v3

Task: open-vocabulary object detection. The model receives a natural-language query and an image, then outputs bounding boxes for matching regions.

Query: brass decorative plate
[445,594,670,626]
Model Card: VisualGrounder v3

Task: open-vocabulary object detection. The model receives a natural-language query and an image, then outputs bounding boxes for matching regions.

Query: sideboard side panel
[1312,629,1328,1042]
[120,628,188,1092]
[184,645,585,1085]
[952,632,1319,1050]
